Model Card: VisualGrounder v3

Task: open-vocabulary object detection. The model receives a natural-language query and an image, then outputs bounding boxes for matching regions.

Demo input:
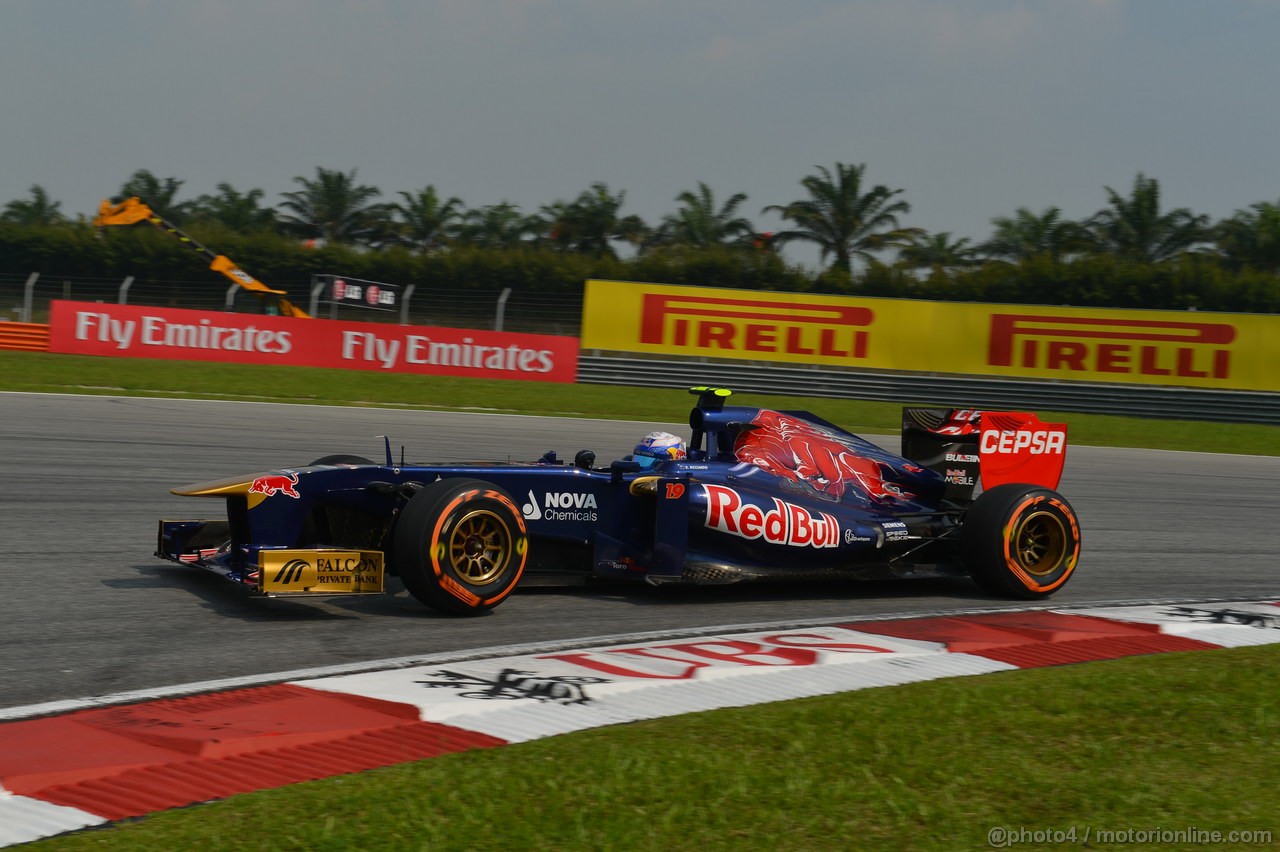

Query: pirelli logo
[640,293,873,359]
[988,314,1237,379]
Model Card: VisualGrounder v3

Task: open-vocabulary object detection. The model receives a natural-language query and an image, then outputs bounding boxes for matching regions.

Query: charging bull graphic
[734,411,920,503]
[248,472,301,499]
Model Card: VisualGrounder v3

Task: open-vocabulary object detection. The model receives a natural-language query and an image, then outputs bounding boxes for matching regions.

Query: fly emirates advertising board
[49,301,579,383]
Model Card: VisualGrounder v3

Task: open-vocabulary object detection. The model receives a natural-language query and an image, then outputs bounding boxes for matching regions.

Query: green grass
[10,349,1280,848]
[1,351,1276,455]
[33,645,1280,851]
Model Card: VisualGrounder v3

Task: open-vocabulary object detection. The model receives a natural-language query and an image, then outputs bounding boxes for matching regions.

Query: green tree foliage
[1086,172,1209,262]
[278,167,392,246]
[539,183,646,258]
[764,162,922,272]
[911,254,1279,313]
[391,185,463,252]
[189,183,279,233]
[115,170,192,222]
[897,231,980,271]
[652,182,755,250]
[979,207,1092,262]
[1,185,64,226]
[1213,200,1280,273]
[630,244,809,292]
[0,221,98,275]
[3,165,1279,315]
[455,202,541,250]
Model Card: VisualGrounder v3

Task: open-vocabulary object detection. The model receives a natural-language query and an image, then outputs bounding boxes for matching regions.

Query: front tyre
[961,484,1081,599]
[393,478,528,615]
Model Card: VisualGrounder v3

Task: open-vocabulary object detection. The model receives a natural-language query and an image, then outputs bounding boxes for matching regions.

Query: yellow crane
[93,197,310,318]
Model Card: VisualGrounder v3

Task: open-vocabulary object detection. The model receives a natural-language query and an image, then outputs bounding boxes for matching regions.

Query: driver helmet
[633,431,687,468]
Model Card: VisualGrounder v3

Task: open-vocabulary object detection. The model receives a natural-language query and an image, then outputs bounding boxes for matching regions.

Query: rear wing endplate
[901,408,1068,500]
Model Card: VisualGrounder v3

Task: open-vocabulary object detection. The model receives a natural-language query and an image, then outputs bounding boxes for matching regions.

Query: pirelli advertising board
[581,279,1280,392]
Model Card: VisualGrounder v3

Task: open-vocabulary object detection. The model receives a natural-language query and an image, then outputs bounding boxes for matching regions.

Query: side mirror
[610,459,641,483]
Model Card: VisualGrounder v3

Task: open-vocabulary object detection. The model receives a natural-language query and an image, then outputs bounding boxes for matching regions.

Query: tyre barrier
[0,322,48,352]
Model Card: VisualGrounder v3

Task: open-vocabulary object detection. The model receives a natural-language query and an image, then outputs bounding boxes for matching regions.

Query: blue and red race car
[157,387,1081,614]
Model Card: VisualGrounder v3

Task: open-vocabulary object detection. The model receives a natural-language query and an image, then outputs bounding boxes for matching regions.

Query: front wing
[157,519,386,596]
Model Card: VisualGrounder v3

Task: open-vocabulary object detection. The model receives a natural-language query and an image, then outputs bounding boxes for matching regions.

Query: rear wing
[901,408,1068,501]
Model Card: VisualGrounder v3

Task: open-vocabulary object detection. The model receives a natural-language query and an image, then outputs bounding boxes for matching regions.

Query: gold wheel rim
[446,509,511,585]
[1013,510,1067,576]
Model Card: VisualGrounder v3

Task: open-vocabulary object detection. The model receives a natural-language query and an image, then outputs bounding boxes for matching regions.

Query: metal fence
[0,272,584,335]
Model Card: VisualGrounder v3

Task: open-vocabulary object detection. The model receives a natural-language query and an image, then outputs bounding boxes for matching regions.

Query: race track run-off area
[2,600,1279,846]
[1,393,1278,846]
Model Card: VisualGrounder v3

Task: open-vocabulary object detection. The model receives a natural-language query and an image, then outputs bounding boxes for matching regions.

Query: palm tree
[391,185,464,252]
[115,170,192,222]
[763,162,921,272]
[277,167,392,246]
[455,202,540,250]
[190,183,278,233]
[654,182,754,249]
[1212,200,1280,273]
[1,185,64,225]
[1086,173,1209,262]
[897,231,980,271]
[538,183,644,258]
[979,207,1091,262]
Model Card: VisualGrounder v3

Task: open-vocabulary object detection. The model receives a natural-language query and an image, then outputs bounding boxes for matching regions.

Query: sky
[2,0,1278,270]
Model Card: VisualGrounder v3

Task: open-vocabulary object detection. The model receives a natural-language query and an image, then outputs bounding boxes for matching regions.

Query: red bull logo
[734,410,913,502]
[249,472,301,499]
[703,484,840,549]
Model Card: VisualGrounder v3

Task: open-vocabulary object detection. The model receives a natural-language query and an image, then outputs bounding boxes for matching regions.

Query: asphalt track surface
[2,392,1277,712]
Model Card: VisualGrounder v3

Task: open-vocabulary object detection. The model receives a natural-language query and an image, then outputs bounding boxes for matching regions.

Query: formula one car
[157,388,1081,614]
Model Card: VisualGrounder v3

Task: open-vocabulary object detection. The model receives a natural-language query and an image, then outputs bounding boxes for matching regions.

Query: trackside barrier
[7,313,1275,423]
[0,322,49,352]
[577,354,1280,425]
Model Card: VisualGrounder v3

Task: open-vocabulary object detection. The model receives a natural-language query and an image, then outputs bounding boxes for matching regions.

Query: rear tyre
[393,478,528,615]
[961,484,1081,599]
[309,454,375,466]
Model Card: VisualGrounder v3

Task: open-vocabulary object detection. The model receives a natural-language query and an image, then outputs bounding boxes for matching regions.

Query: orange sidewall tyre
[393,478,528,615]
[961,483,1081,600]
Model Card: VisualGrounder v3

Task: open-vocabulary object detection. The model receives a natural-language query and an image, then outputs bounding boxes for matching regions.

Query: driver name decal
[703,484,839,548]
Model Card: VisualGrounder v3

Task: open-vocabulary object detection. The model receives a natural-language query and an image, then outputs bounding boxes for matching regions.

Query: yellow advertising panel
[582,279,1280,392]
[258,549,384,595]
